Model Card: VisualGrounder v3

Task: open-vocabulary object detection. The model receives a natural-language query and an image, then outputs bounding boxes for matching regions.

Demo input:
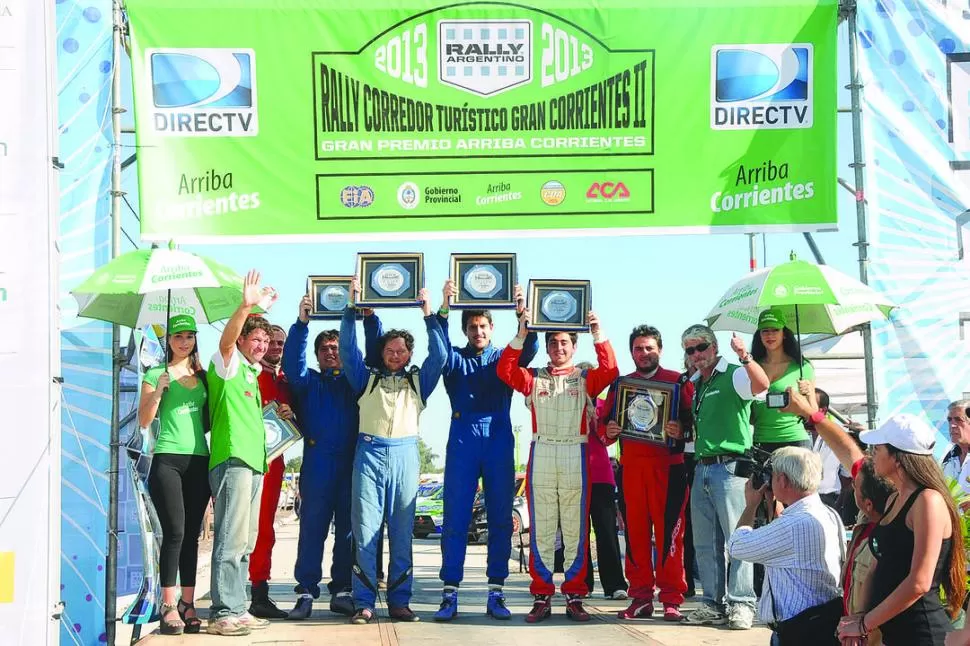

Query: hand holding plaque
[611,376,680,445]
[356,252,424,308]
[263,401,303,462]
[307,275,357,320]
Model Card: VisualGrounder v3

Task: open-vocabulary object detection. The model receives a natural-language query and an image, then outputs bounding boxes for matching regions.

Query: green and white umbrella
[71,247,254,328]
[705,256,896,336]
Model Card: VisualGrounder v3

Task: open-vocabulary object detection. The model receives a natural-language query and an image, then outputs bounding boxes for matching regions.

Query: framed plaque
[527,279,591,331]
[307,275,359,320]
[611,376,680,445]
[356,252,424,307]
[449,253,517,309]
[263,401,303,462]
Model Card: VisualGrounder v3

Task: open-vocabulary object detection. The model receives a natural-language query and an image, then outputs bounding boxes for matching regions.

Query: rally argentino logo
[148,48,258,137]
[711,43,813,131]
[540,180,566,206]
[438,20,533,97]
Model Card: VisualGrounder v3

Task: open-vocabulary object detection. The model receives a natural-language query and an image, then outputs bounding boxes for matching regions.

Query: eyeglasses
[684,342,711,356]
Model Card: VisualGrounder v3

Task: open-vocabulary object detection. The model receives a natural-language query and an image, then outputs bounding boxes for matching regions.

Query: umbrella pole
[795,304,803,379]
[165,288,171,374]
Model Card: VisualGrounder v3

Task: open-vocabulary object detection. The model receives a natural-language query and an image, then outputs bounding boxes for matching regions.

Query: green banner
[126,0,838,241]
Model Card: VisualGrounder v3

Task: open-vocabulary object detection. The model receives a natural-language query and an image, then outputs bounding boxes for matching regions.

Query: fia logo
[711,44,813,131]
[148,48,258,137]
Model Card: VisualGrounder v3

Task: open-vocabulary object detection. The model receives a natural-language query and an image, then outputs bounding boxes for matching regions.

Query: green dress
[751,359,815,445]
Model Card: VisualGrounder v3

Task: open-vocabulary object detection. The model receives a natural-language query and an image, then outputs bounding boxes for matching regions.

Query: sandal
[159,602,185,635]
[178,599,202,634]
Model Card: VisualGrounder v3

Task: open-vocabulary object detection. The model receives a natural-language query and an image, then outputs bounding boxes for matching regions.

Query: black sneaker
[329,591,355,617]
[248,582,288,620]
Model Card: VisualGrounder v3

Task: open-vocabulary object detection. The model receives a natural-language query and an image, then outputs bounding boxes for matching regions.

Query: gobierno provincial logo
[711,43,812,131]
[148,48,258,137]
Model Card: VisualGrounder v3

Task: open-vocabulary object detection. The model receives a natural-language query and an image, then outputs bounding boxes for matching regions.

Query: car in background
[511,473,529,537]
[413,485,489,543]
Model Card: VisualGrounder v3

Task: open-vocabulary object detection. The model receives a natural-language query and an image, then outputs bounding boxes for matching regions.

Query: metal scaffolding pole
[106,1,126,643]
[844,0,878,430]
[748,233,757,272]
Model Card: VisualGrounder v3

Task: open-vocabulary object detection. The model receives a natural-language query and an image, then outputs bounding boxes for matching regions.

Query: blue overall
[282,319,375,598]
[437,313,538,587]
[339,308,447,610]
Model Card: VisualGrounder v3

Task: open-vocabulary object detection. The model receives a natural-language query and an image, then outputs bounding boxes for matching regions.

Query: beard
[635,358,659,373]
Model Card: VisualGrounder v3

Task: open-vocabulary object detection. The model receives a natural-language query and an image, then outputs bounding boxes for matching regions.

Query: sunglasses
[684,342,711,356]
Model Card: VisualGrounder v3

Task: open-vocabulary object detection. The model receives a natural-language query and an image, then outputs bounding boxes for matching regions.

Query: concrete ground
[126,511,771,645]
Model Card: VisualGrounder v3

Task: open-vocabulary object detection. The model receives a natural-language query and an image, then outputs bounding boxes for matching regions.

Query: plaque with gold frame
[263,401,303,462]
[611,376,680,445]
[527,279,591,331]
[449,253,517,309]
[307,275,359,320]
[356,252,424,308]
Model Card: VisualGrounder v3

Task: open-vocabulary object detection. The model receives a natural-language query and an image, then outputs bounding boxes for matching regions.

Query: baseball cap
[168,314,197,334]
[859,413,937,455]
[757,308,787,331]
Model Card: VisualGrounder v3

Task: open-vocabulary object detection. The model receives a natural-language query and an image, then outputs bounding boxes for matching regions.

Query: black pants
[147,453,211,587]
[682,453,696,590]
[554,483,627,595]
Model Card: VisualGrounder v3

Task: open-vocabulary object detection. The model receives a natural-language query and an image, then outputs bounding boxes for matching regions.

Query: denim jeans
[209,458,263,619]
[351,434,419,610]
[690,460,756,609]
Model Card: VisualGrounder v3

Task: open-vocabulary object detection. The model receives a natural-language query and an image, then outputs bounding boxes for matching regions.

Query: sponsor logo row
[338,179,634,209]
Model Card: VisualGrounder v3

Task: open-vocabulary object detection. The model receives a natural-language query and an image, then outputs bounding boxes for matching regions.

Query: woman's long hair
[166,332,203,373]
[890,449,967,617]
[751,326,804,365]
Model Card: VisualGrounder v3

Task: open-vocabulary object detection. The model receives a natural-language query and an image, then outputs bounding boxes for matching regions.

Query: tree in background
[285,455,302,473]
[418,437,441,473]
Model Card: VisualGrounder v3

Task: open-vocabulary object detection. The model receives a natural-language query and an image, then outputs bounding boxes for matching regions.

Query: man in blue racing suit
[282,295,382,620]
[434,279,538,621]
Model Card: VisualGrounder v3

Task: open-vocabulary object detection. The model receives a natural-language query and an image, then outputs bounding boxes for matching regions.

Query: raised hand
[588,311,601,336]
[517,307,531,339]
[349,276,361,305]
[730,332,748,359]
[242,270,263,308]
[419,287,432,316]
[442,279,457,310]
[299,294,313,323]
[605,420,622,439]
[514,284,526,315]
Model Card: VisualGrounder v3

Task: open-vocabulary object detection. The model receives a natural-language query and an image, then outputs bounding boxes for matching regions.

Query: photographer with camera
[681,324,769,630]
[727,447,845,646]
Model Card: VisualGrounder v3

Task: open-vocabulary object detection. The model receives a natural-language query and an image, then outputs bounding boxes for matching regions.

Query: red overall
[248,366,290,585]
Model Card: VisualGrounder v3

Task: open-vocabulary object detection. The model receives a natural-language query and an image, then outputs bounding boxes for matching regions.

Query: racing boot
[486,589,511,620]
[248,581,288,620]
[433,587,459,621]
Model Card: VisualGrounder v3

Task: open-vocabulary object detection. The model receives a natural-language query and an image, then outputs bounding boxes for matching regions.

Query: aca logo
[340,185,375,208]
[711,44,812,131]
[586,182,630,201]
[148,48,258,137]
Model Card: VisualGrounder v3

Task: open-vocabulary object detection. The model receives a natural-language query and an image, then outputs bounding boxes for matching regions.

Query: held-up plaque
[527,279,591,331]
[355,252,425,308]
[449,253,516,309]
[263,401,303,462]
[307,275,358,320]
[611,376,680,445]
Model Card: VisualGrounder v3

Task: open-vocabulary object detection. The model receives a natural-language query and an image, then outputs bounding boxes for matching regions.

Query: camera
[734,446,774,489]
[766,391,789,409]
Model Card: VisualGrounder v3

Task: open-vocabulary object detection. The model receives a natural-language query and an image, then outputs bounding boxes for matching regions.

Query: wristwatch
[739,353,752,365]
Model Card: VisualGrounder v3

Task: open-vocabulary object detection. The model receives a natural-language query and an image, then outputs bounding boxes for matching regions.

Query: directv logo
[148,48,258,137]
[711,44,812,131]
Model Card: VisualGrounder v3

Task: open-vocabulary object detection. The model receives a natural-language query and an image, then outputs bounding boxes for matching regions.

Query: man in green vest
[680,323,769,631]
[206,270,285,637]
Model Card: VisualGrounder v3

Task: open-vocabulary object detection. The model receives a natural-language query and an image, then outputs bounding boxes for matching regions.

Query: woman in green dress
[137,315,210,635]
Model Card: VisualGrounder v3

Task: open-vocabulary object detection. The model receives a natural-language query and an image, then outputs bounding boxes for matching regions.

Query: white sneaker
[610,590,629,600]
[206,616,251,636]
[727,604,754,630]
[686,604,727,626]
[237,611,270,630]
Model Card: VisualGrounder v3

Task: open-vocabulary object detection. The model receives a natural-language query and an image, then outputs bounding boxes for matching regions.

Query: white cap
[859,413,937,455]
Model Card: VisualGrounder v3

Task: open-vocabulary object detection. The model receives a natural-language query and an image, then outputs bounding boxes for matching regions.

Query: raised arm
[584,312,620,397]
[496,309,536,395]
[513,284,539,367]
[363,310,384,369]
[418,293,448,399]
[434,279,461,375]
[218,269,271,365]
[730,332,769,396]
[338,305,370,394]
[782,383,864,472]
[282,296,313,394]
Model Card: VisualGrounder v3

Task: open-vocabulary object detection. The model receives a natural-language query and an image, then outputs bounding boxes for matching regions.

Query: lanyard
[693,369,720,427]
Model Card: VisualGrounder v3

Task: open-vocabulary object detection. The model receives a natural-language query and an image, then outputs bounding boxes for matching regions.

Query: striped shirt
[727,493,844,622]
